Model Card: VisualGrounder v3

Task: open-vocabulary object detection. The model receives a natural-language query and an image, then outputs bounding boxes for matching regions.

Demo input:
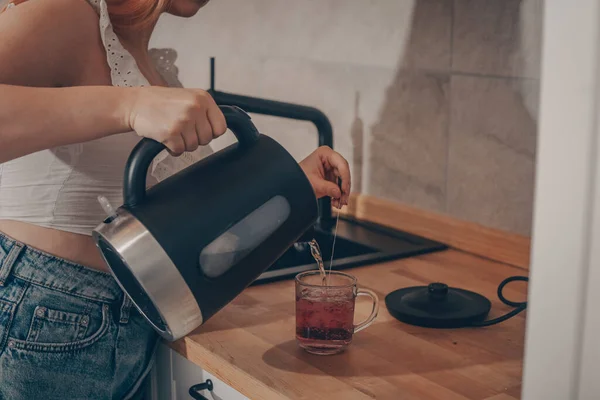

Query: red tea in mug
[295,271,378,355]
[296,296,355,346]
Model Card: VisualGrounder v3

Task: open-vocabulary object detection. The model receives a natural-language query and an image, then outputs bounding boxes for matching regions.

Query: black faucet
[207,57,335,225]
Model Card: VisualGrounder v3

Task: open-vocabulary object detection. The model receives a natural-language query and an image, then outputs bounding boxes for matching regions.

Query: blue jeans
[0,232,159,399]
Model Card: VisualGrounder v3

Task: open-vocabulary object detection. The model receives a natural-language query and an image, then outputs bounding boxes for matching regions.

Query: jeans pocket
[26,306,90,343]
[8,300,111,353]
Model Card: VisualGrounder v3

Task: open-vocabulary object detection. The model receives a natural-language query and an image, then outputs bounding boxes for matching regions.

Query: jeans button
[36,307,45,317]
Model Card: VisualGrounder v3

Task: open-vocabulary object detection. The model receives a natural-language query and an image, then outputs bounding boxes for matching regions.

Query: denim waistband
[0,231,122,303]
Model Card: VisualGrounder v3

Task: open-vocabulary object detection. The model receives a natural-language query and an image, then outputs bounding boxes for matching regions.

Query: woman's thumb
[314,180,341,199]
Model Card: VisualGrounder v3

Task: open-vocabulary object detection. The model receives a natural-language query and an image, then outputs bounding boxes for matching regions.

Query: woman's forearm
[0,84,136,162]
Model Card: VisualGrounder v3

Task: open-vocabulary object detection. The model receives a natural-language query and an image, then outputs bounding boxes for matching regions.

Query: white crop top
[0,0,213,235]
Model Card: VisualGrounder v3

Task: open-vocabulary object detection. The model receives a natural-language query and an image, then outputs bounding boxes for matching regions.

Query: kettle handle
[123,105,260,207]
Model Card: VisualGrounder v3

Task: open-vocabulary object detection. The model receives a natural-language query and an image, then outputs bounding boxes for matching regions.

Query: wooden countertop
[171,249,528,400]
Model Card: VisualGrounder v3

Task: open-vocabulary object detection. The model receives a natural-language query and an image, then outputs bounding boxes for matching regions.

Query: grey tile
[350,92,366,194]
[451,76,538,157]
[370,157,447,212]
[452,0,542,78]
[447,76,537,235]
[402,0,453,71]
[368,70,450,212]
[516,0,544,80]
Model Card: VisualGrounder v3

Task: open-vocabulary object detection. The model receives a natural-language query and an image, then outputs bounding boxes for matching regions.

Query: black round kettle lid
[385,282,491,328]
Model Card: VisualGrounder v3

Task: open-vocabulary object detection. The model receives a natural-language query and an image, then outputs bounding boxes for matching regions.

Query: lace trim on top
[149,48,183,88]
[87,0,150,88]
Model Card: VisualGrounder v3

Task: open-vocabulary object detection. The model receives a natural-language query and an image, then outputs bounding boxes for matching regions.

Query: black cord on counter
[471,276,529,327]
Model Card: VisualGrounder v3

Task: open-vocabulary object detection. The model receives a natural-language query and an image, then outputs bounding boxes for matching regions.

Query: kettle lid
[385,282,491,328]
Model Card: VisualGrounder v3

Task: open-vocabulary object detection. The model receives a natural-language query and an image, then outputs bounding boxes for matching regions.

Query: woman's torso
[0,0,181,271]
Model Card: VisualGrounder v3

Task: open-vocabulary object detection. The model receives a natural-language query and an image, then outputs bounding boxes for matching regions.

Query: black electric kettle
[93,105,318,341]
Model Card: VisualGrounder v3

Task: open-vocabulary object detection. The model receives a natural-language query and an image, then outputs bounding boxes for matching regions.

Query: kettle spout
[296,225,316,243]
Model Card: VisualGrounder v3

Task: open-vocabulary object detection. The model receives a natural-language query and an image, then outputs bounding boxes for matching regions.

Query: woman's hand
[299,146,351,209]
[126,87,227,156]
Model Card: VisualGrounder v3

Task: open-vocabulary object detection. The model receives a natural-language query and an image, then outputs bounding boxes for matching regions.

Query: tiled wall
[150,0,542,236]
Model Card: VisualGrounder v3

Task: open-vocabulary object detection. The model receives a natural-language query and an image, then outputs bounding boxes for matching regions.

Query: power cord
[471,276,529,327]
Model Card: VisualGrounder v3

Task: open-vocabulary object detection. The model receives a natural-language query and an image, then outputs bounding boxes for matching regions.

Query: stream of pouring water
[308,239,327,284]
[327,208,340,285]
[308,178,343,286]
[308,204,341,286]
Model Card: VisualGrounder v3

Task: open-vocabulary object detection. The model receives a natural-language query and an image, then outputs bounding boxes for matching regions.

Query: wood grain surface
[341,194,531,270]
[171,249,528,400]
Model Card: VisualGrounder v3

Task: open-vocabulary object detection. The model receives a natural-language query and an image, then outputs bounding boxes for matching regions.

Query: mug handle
[354,288,379,333]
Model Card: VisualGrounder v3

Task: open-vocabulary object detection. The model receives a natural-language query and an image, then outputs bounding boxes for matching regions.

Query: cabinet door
[151,343,249,400]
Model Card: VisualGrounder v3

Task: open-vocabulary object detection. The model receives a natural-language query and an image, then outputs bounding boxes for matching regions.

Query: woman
[0,0,351,398]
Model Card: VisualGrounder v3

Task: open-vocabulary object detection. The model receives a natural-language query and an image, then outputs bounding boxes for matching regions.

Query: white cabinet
[150,343,249,400]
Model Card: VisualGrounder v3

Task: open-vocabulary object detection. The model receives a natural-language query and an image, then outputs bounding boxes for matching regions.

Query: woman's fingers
[164,135,186,157]
[319,147,351,205]
[314,179,342,202]
[206,96,227,138]
[182,123,199,152]
[196,113,214,146]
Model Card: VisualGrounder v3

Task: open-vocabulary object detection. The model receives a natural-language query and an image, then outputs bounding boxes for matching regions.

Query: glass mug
[295,270,379,355]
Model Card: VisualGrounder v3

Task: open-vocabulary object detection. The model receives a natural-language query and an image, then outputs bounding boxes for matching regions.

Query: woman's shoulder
[0,0,106,86]
[1,0,101,31]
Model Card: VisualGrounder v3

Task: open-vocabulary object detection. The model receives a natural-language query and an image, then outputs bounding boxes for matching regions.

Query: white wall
[150,0,543,236]
[150,0,416,189]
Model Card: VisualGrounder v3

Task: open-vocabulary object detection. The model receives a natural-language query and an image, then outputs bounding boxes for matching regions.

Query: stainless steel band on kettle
[93,210,203,341]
